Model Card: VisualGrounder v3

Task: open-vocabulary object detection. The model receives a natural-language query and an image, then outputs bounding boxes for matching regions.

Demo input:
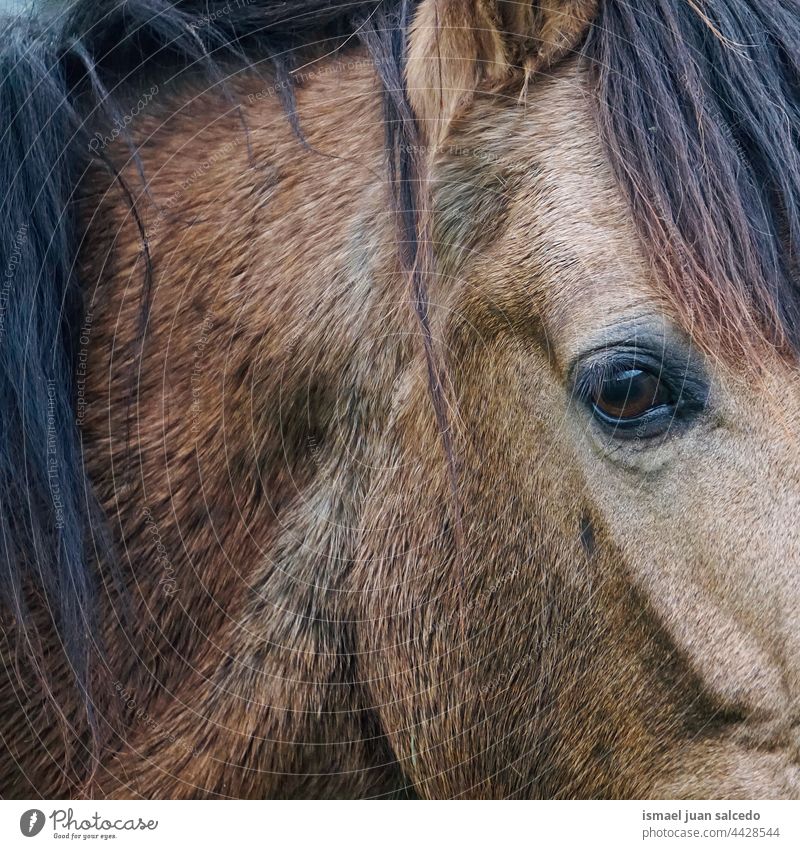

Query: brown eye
[592,368,671,422]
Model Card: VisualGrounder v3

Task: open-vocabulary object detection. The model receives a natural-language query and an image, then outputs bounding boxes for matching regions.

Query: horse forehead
[494,71,661,361]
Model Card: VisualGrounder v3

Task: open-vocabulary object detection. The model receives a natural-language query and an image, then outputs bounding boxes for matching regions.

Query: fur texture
[1,0,800,798]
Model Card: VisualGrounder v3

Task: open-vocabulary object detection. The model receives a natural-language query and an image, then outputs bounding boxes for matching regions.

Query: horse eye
[591,368,671,422]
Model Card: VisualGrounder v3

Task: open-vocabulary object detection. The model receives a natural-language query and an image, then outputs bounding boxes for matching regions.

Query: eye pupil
[593,368,668,421]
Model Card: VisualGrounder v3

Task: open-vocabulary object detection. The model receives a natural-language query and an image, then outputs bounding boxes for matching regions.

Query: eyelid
[591,401,670,429]
[572,351,665,406]
[571,349,710,421]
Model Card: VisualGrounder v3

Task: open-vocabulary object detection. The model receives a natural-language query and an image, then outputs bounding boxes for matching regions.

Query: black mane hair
[0,0,398,772]
[1,0,799,779]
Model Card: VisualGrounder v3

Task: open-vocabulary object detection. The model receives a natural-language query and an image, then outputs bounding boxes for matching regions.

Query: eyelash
[572,352,708,439]
[573,355,661,406]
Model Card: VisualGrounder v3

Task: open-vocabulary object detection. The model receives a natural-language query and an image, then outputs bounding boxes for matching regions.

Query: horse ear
[406,0,597,146]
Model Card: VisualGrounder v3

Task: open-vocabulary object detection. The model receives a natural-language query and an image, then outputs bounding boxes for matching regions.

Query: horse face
[60,0,800,801]
[353,0,800,798]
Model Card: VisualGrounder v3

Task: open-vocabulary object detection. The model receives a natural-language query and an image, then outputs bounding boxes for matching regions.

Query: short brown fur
[2,0,800,799]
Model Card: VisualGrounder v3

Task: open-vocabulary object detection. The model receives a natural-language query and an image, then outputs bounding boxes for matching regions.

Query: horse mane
[587,0,800,361]
[1,0,799,778]
[0,0,400,772]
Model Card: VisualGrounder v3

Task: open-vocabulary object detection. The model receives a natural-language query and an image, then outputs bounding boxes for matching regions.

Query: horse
[1,0,799,799]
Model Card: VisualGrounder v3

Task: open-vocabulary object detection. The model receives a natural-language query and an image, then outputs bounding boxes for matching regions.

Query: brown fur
[2,0,800,798]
